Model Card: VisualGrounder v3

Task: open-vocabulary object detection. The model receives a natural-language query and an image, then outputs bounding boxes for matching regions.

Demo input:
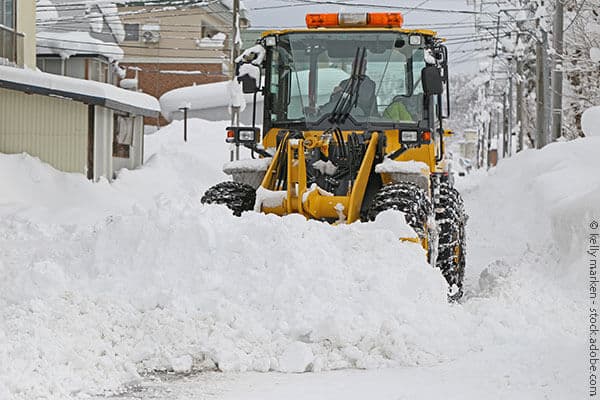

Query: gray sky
[244,0,496,74]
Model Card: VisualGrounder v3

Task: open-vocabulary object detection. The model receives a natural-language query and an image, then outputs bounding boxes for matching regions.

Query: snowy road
[1,120,594,400]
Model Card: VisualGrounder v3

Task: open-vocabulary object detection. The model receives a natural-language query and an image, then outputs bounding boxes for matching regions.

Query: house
[0,0,160,181]
[116,0,249,125]
[36,0,126,84]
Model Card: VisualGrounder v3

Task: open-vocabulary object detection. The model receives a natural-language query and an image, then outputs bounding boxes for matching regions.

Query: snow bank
[0,118,457,399]
[0,118,595,399]
[0,123,457,398]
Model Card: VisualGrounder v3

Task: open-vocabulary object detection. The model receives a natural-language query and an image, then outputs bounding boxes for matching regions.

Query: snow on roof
[97,1,125,42]
[37,0,125,44]
[0,65,160,115]
[159,80,262,121]
[37,31,124,61]
[36,0,59,23]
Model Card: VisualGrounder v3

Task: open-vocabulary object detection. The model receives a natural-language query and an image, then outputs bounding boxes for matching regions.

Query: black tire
[367,182,432,239]
[201,181,256,216]
[435,182,467,300]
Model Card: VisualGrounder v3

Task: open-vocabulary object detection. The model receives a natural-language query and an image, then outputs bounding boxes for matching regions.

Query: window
[88,59,109,83]
[113,115,134,158]
[200,24,219,38]
[268,32,424,126]
[0,0,14,28]
[37,58,64,75]
[124,23,139,41]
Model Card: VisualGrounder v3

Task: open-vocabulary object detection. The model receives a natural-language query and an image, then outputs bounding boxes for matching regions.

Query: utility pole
[508,71,514,156]
[502,91,508,158]
[230,0,240,161]
[551,0,564,141]
[516,56,524,151]
[535,28,548,149]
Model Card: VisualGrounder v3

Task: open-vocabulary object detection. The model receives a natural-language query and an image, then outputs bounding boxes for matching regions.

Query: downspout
[87,105,95,180]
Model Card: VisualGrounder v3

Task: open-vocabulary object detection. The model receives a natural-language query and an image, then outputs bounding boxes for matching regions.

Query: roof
[260,27,439,38]
[0,65,160,117]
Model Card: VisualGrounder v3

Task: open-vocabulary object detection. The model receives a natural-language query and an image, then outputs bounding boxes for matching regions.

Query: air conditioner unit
[141,24,160,43]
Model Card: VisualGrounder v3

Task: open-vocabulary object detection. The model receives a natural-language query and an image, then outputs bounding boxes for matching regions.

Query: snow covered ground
[0,119,595,399]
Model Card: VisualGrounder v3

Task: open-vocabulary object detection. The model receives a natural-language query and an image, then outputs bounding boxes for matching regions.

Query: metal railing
[0,24,24,67]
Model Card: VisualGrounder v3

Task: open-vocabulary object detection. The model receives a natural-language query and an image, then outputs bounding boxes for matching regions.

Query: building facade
[116,0,249,125]
[0,0,160,181]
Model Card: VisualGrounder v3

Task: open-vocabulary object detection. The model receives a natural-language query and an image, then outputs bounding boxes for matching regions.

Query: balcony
[0,24,24,67]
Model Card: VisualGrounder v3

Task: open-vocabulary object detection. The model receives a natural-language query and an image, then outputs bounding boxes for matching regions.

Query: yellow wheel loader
[201,12,467,299]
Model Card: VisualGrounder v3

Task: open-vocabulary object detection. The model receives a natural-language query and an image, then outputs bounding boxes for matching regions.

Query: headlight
[238,130,255,142]
[265,36,276,47]
[401,130,418,142]
[225,127,260,144]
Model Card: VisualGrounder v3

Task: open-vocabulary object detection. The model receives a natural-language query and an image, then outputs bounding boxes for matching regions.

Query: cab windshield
[267,31,425,127]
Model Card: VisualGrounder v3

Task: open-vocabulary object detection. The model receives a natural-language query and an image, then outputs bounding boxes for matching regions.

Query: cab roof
[261,27,440,39]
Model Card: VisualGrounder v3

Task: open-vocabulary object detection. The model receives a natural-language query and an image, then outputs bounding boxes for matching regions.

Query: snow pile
[0,117,458,397]
[0,118,595,399]
[37,31,124,61]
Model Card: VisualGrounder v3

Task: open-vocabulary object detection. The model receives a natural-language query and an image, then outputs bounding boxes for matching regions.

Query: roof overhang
[0,66,160,117]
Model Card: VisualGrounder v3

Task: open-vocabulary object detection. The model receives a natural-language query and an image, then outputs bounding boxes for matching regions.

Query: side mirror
[237,63,261,94]
[422,65,443,96]
[238,74,259,94]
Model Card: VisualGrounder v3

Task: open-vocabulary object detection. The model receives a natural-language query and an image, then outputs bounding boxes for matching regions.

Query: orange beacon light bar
[306,12,404,29]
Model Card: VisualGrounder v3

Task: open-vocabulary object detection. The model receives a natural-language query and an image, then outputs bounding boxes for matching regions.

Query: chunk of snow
[238,63,261,82]
[278,342,314,373]
[424,49,436,65]
[236,44,266,65]
[223,158,271,172]
[582,106,600,137]
[170,355,193,373]
[312,160,338,176]
[254,186,287,211]
[375,159,430,174]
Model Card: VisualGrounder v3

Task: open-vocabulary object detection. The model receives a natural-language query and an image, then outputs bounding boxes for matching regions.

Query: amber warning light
[306,12,404,28]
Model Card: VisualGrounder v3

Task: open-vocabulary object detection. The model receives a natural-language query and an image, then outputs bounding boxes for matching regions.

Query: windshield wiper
[328,47,367,125]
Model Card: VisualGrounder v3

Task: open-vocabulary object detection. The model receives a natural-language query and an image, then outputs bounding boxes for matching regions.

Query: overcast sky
[244,0,495,74]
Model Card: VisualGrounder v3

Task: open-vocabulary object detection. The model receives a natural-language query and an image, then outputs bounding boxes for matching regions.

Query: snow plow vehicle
[202,12,467,298]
